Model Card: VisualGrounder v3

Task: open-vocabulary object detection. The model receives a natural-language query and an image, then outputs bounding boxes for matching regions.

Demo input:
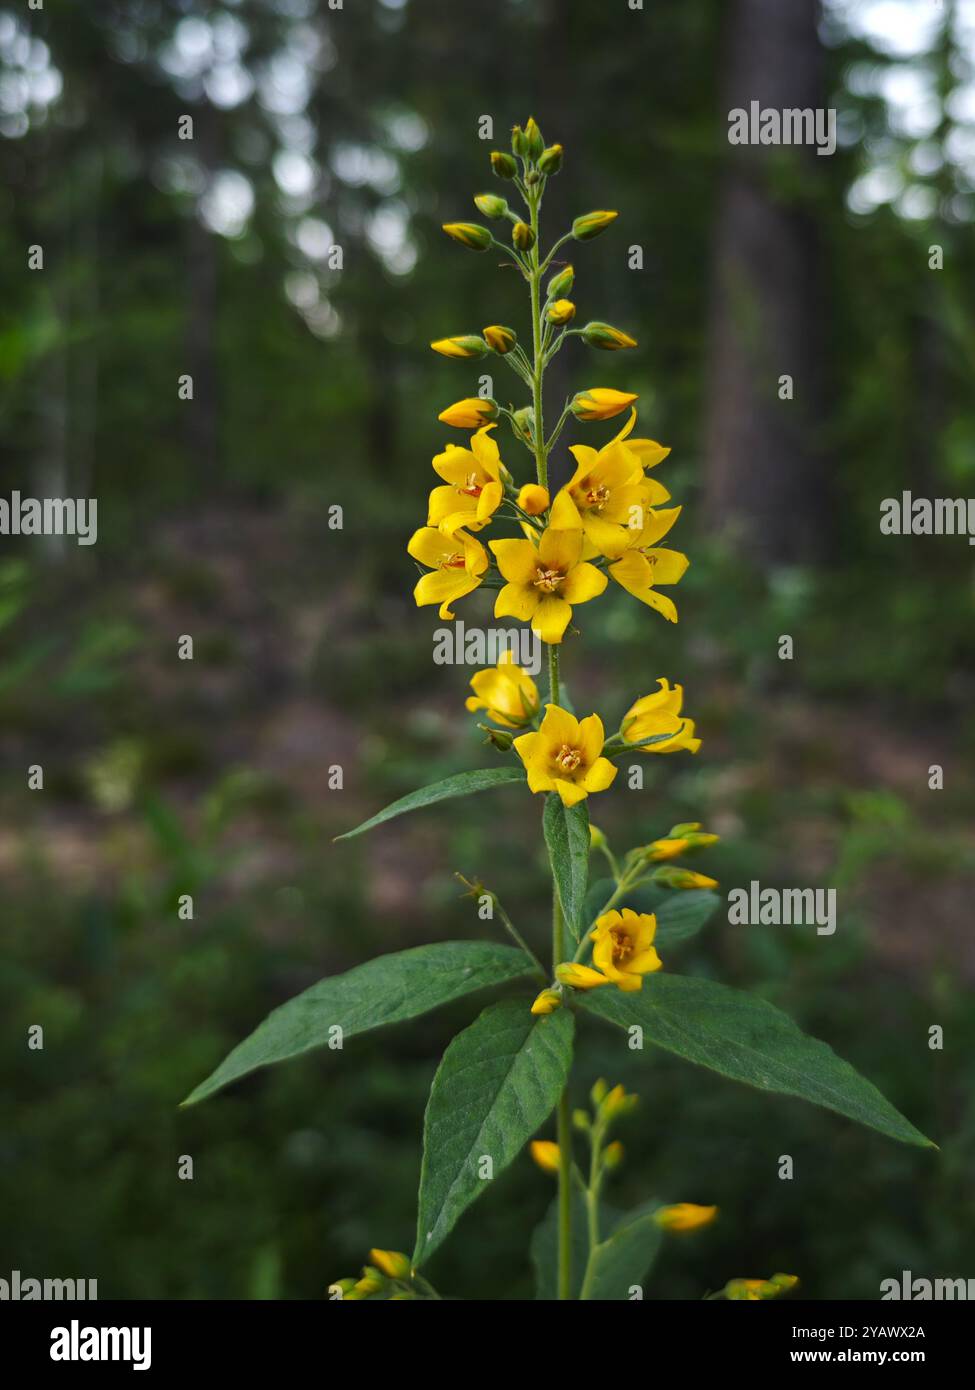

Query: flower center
[533,566,564,592]
[585,483,610,511]
[610,927,634,964]
[440,552,467,570]
[460,472,483,497]
[554,743,581,773]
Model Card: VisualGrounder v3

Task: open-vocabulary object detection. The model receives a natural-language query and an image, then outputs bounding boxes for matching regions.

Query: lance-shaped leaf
[581,1204,663,1301]
[335,765,526,840]
[414,1000,574,1264]
[182,941,536,1107]
[580,974,933,1148]
[543,794,590,941]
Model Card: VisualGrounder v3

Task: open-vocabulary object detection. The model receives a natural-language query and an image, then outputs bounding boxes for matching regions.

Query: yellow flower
[465,651,540,728]
[514,704,617,807]
[607,500,688,621]
[408,526,488,619]
[546,298,576,325]
[549,410,671,560]
[530,988,562,1016]
[430,335,489,359]
[369,1249,412,1280]
[645,836,692,861]
[438,397,498,429]
[530,1140,560,1174]
[654,1203,718,1232]
[590,908,662,991]
[428,424,505,534]
[570,388,639,422]
[622,679,701,754]
[489,527,607,644]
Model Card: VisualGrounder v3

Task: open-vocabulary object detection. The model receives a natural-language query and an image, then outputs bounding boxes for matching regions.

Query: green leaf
[335,765,526,840]
[182,942,535,1107]
[580,974,933,1148]
[414,1000,574,1265]
[543,794,590,940]
[581,1206,663,1300]
[582,879,719,948]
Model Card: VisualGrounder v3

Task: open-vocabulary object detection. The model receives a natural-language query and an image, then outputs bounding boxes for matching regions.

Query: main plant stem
[530,181,572,1300]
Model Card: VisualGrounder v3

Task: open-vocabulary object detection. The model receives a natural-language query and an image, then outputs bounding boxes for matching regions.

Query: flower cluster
[408,116,688,644]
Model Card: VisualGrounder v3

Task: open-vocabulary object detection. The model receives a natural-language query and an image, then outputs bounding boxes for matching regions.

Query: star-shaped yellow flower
[489,527,607,644]
[621,679,701,754]
[608,504,688,622]
[407,526,488,619]
[428,424,505,535]
[514,703,617,806]
[557,908,662,992]
[549,410,671,560]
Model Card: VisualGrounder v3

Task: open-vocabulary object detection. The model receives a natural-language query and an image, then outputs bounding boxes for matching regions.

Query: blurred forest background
[2,0,975,1299]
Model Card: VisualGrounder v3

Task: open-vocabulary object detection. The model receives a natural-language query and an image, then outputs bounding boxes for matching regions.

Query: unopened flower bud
[572,1108,591,1132]
[530,1140,560,1174]
[442,222,492,251]
[369,1249,412,1281]
[438,397,499,429]
[571,388,639,421]
[572,210,619,241]
[512,406,535,440]
[511,124,528,158]
[517,483,549,516]
[546,298,576,325]
[481,724,515,751]
[588,823,607,850]
[483,324,517,354]
[524,117,544,159]
[530,988,562,1016]
[430,335,489,360]
[654,1203,718,1232]
[512,221,535,251]
[491,150,518,179]
[327,1277,358,1299]
[474,192,509,219]
[538,143,563,175]
[355,1268,385,1296]
[581,321,637,351]
[547,265,575,299]
[652,866,718,890]
[603,1141,625,1170]
[590,1078,608,1106]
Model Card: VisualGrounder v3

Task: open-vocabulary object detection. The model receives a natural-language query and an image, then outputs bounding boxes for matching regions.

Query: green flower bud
[547,264,575,299]
[430,335,490,360]
[524,117,544,159]
[511,124,528,158]
[442,222,492,251]
[474,192,509,219]
[512,405,535,440]
[572,210,619,241]
[538,143,563,175]
[546,298,576,325]
[482,324,517,354]
[491,150,518,179]
[512,221,535,251]
[580,320,637,351]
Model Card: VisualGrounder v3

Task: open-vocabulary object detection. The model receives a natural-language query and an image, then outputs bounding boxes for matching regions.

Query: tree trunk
[704,0,828,564]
